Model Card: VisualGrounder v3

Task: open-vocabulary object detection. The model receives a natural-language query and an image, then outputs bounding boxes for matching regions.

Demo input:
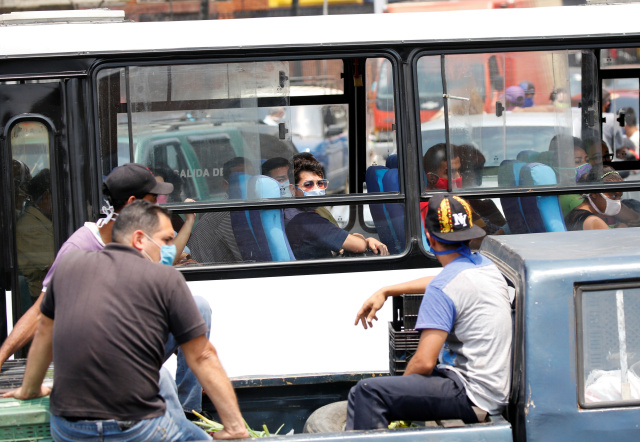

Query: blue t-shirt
[415,252,512,414]
[284,207,348,260]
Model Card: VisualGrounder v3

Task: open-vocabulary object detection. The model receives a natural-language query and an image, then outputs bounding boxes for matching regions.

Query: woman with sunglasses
[284,155,389,260]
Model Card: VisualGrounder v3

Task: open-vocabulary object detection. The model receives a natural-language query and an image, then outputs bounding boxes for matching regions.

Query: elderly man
[4,200,248,441]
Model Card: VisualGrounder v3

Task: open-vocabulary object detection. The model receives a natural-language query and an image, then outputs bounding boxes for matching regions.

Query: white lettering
[203,169,210,177]
[179,170,186,178]
[212,168,222,177]
[195,169,203,177]
[452,213,468,227]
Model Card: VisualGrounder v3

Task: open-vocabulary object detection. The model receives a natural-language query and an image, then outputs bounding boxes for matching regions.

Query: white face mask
[588,193,621,217]
[279,180,293,198]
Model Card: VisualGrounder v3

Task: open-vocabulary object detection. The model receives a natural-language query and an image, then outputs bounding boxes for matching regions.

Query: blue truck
[214,228,640,441]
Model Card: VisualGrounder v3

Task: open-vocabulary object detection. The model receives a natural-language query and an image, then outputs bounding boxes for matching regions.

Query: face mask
[96,199,118,228]
[432,175,462,190]
[299,188,326,197]
[156,194,168,204]
[588,193,621,217]
[143,232,177,266]
[279,180,293,198]
[425,233,472,257]
[523,97,534,107]
[575,163,592,182]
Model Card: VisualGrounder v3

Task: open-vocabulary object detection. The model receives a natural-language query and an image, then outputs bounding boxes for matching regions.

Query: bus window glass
[366,58,397,167]
[11,121,54,316]
[420,50,599,194]
[579,286,640,408]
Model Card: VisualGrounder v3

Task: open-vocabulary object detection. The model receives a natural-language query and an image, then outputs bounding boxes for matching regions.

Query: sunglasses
[298,179,329,191]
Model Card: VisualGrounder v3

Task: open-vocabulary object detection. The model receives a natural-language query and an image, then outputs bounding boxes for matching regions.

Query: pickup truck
[209,228,640,441]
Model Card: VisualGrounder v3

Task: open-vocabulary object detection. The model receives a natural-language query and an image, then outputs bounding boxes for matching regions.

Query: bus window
[11,121,54,316]
[367,58,397,167]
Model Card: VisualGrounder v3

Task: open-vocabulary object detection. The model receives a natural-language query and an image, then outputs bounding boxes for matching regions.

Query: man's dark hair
[112,200,170,244]
[423,143,458,174]
[151,166,183,201]
[624,107,637,127]
[27,168,51,201]
[293,153,324,184]
[223,157,250,182]
[261,157,292,178]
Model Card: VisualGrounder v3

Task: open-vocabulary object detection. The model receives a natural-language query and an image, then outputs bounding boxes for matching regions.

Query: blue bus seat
[228,172,274,262]
[518,163,566,233]
[247,175,295,262]
[365,164,405,254]
[385,153,398,169]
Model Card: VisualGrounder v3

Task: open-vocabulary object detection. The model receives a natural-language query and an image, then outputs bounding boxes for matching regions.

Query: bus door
[0,81,67,350]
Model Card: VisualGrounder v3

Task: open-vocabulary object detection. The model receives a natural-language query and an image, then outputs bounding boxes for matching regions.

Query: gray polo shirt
[42,243,208,421]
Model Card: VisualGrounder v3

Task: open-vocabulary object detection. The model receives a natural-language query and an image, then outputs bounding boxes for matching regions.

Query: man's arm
[181,335,249,440]
[354,276,435,329]
[2,314,53,399]
[0,291,44,368]
[404,329,448,376]
[172,200,196,264]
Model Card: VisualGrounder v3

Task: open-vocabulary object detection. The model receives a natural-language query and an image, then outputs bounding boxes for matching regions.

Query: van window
[578,284,640,408]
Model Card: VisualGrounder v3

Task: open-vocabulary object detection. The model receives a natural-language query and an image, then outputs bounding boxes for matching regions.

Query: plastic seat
[228,173,295,262]
[498,160,566,233]
[365,159,405,254]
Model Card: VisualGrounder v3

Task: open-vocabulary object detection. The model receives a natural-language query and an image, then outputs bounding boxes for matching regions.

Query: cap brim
[150,181,174,195]
[431,224,486,242]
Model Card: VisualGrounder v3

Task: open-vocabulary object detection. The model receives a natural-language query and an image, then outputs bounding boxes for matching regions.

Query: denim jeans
[50,368,212,441]
[164,295,212,413]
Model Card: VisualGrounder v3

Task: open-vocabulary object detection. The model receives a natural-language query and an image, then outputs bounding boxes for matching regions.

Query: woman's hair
[580,165,622,184]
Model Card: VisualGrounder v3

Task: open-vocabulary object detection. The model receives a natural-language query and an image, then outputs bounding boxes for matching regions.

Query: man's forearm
[20,316,53,398]
[0,293,43,366]
[184,337,247,437]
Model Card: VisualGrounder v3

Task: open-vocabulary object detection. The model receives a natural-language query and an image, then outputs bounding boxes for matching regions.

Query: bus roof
[0,3,639,58]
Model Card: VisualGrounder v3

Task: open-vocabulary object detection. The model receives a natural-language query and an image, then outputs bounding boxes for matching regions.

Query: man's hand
[355,290,388,329]
[366,238,389,256]
[213,428,250,440]
[2,384,51,400]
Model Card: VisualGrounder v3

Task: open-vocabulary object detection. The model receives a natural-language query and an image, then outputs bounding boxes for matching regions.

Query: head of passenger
[579,165,623,217]
[26,168,52,219]
[624,106,638,137]
[222,157,253,194]
[423,143,461,190]
[112,199,176,265]
[261,157,294,198]
[585,139,613,167]
[505,85,525,110]
[151,166,184,204]
[455,144,485,187]
[519,81,535,108]
[293,154,328,197]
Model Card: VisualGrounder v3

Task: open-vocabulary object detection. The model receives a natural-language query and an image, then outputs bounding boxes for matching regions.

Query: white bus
[2,3,640,433]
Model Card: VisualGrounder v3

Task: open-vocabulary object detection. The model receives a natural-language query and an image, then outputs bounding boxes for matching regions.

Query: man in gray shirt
[4,201,248,441]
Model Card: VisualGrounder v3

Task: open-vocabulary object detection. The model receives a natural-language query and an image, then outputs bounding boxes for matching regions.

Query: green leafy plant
[191,411,285,437]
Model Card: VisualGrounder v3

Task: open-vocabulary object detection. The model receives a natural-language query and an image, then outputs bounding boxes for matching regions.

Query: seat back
[518,163,566,233]
[498,160,530,234]
[248,175,295,261]
[365,163,405,254]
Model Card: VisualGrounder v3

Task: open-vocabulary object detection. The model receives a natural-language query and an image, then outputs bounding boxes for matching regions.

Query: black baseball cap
[104,163,173,202]
[424,194,486,242]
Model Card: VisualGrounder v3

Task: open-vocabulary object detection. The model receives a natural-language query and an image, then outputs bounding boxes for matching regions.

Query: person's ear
[126,195,136,205]
[131,229,146,251]
[426,172,438,188]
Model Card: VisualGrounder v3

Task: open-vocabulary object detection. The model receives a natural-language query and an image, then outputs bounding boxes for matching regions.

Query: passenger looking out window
[284,155,388,259]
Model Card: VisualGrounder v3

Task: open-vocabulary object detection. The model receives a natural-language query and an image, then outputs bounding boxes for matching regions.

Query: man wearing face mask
[261,157,295,198]
[4,201,249,441]
[0,163,212,422]
[284,155,388,260]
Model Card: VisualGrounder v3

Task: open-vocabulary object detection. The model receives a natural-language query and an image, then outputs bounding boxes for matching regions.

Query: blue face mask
[143,232,177,266]
[575,163,592,182]
[523,97,534,108]
[425,233,472,258]
[298,187,326,197]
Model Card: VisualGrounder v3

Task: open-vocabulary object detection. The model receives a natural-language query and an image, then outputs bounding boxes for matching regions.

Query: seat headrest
[227,172,252,199]
[386,154,398,169]
[248,175,281,199]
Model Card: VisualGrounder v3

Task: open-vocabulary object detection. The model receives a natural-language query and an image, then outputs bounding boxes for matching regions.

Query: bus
[1,3,640,434]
